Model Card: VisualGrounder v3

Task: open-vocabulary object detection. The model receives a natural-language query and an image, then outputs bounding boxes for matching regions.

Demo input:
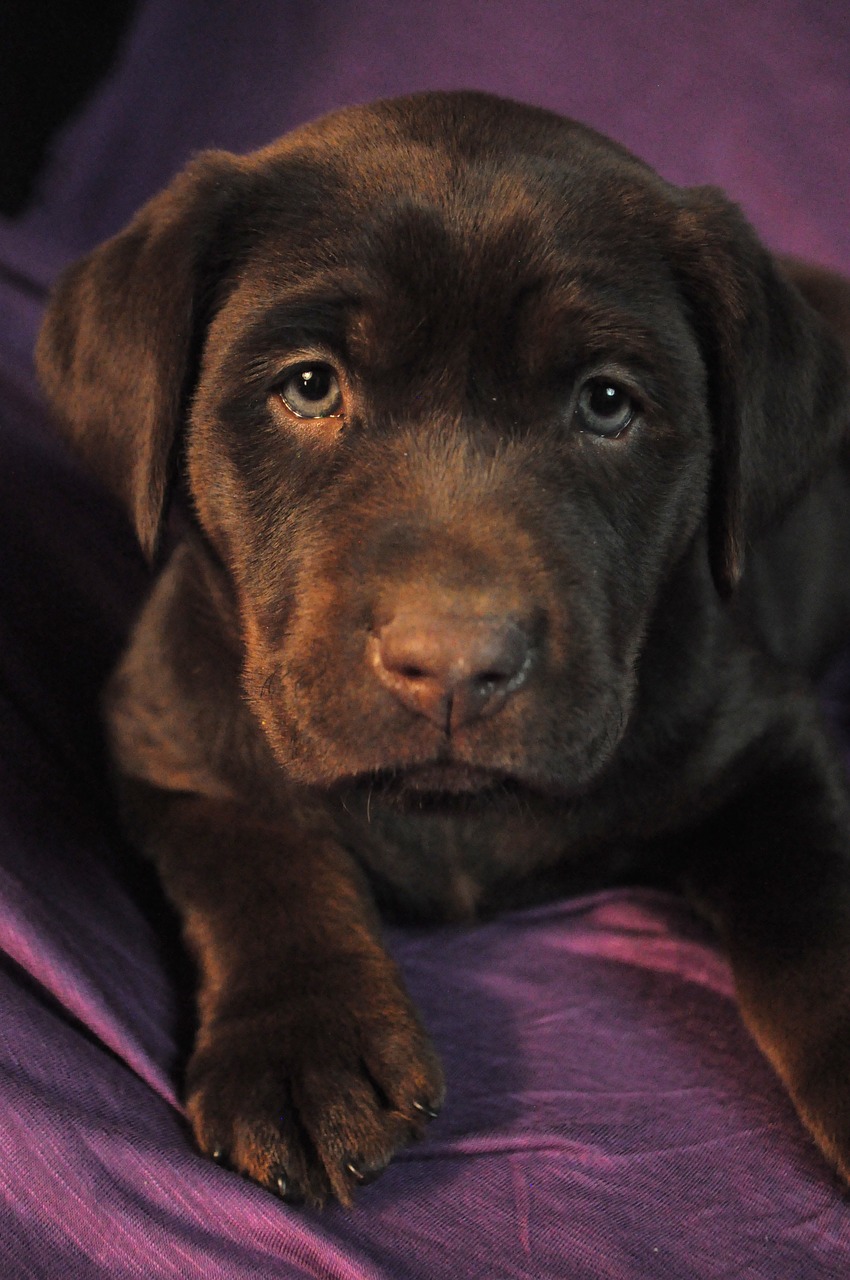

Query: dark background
[0,0,137,215]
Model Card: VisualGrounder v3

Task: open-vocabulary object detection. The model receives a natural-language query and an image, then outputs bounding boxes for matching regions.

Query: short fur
[37,91,850,1206]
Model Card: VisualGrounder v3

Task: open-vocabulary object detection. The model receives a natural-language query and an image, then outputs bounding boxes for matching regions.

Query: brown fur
[36,92,850,1205]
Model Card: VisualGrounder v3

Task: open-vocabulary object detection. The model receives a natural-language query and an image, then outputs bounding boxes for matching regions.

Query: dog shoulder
[104,539,278,808]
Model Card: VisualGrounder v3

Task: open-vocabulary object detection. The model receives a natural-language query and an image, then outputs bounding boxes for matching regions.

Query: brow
[239,288,362,354]
[517,270,688,383]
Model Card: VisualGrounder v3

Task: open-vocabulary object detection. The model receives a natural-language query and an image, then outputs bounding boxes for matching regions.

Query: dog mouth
[379,761,509,795]
[331,759,548,815]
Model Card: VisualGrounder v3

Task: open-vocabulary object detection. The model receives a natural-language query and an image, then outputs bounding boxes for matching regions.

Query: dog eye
[576,379,637,438]
[277,364,343,419]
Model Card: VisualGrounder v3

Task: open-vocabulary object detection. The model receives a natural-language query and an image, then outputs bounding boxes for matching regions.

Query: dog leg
[144,793,444,1205]
[676,702,850,1181]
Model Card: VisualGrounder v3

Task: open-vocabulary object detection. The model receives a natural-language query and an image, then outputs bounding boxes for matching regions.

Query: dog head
[37,92,850,806]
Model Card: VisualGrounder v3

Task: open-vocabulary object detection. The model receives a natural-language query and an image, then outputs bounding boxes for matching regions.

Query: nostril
[399,664,428,682]
[476,666,515,687]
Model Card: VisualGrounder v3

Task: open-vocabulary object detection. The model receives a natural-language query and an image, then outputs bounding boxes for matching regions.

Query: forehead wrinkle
[340,191,565,386]
[521,288,666,369]
[209,283,365,387]
[515,259,699,387]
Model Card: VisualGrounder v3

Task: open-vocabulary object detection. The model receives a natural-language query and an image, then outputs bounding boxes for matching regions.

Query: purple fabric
[19,0,850,272]
[3,1,850,1274]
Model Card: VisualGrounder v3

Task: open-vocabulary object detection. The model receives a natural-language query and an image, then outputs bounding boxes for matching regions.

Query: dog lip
[389,762,508,794]
[334,760,539,801]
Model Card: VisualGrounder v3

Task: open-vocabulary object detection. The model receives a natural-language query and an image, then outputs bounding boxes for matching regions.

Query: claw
[271,1169,304,1204]
[412,1100,440,1120]
[345,1158,382,1186]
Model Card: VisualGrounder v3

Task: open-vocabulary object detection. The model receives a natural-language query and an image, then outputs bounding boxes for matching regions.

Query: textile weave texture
[2,1,850,1274]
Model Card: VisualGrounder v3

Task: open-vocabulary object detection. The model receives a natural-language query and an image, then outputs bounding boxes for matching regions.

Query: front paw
[184,964,444,1206]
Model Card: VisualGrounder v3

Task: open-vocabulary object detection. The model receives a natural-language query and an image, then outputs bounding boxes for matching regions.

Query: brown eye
[278,364,343,418]
[576,378,637,437]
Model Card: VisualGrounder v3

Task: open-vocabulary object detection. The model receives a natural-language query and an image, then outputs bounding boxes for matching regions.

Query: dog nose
[372,611,531,732]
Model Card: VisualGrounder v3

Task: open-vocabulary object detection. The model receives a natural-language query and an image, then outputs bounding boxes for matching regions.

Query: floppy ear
[36,151,242,560]
[672,189,850,596]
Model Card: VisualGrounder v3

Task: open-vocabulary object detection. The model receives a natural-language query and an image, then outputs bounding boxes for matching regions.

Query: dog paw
[184,964,444,1206]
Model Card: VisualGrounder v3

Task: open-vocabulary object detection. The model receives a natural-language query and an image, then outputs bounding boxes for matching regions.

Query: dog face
[188,106,714,804]
[37,91,849,819]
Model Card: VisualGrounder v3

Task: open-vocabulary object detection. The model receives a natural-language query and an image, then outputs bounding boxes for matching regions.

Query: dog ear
[36,151,241,560]
[671,189,850,596]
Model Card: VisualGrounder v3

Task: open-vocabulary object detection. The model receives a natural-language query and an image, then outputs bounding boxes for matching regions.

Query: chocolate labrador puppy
[37,91,850,1206]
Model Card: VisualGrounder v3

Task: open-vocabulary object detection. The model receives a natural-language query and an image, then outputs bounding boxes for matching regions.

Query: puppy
[37,91,850,1206]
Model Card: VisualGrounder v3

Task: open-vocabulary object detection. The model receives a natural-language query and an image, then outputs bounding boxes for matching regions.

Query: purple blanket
[3,2,850,1275]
